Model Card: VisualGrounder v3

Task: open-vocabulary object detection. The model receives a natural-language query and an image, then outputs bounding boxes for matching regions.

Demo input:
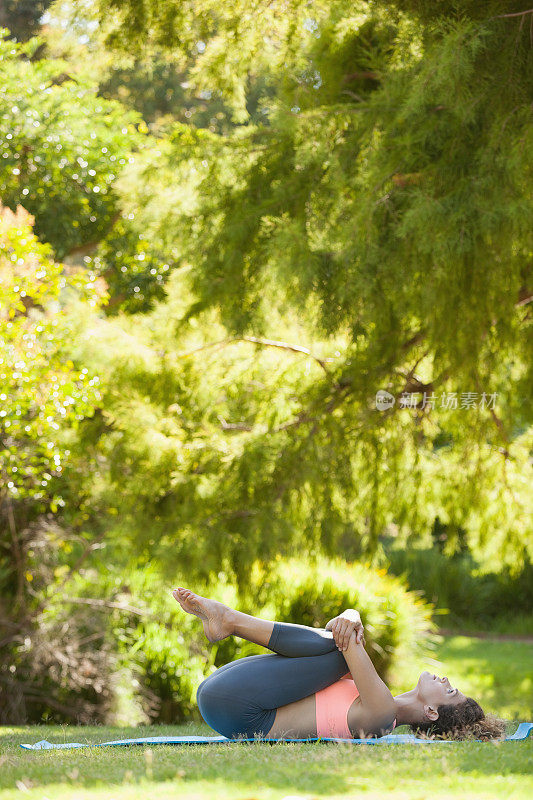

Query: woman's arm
[343,631,396,735]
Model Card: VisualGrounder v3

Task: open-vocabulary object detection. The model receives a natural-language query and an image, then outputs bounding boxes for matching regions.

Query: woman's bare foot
[171,587,234,642]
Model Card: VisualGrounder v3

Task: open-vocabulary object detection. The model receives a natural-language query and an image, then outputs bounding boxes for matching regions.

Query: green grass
[1,634,531,800]
[439,613,533,637]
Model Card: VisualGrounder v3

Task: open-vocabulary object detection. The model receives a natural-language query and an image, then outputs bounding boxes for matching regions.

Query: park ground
[1,633,531,800]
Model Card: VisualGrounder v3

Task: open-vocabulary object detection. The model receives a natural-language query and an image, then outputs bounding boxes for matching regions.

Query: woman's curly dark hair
[411,697,507,741]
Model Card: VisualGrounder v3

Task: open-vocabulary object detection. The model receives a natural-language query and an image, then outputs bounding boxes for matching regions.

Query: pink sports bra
[315,672,397,739]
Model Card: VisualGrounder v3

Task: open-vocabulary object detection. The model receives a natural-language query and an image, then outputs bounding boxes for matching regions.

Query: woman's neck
[392,689,422,726]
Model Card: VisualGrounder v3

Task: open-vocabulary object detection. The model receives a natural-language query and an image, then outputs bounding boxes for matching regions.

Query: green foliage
[0,29,146,257]
[85,0,532,572]
[93,216,172,316]
[0,27,183,312]
[41,1,275,135]
[97,54,273,135]
[385,543,533,630]
[97,0,307,123]
[65,263,531,585]
[0,200,113,723]
[385,1,513,23]
[1,0,532,729]
[0,201,104,504]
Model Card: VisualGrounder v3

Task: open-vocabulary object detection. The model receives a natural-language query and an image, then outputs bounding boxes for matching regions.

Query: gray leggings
[196,621,348,738]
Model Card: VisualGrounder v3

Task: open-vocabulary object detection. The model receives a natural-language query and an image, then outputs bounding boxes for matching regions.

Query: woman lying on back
[172,588,506,741]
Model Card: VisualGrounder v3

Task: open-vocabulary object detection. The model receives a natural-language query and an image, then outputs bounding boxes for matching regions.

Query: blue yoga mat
[21,722,533,749]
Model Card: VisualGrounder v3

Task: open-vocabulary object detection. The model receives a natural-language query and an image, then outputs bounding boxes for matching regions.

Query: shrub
[385,544,533,630]
[258,557,435,680]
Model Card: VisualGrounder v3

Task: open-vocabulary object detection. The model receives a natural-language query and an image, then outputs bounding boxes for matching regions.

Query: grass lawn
[1,634,531,800]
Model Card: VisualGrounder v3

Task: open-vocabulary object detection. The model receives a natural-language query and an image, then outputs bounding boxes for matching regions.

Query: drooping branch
[273,379,353,433]
[493,8,533,19]
[177,335,336,374]
[517,285,532,306]
[182,293,526,434]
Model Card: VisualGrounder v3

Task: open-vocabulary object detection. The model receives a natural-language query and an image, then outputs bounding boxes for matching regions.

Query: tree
[0,28,174,313]
[40,1,273,135]
[0,199,114,721]
[78,2,532,573]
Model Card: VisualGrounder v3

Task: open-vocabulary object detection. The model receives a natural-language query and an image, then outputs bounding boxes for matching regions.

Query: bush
[0,521,118,726]
[259,557,435,680]
[384,544,533,631]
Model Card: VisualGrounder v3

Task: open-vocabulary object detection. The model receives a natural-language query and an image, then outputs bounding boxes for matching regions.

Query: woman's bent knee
[196,672,275,740]
[196,679,214,712]
[196,684,240,737]
[196,679,231,716]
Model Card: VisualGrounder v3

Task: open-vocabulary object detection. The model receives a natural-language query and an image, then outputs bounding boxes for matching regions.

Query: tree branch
[177,335,336,374]
[59,596,151,617]
[492,8,533,18]
[517,285,532,306]
[340,90,365,102]
[273,379,353,433]
[217,415,253,431]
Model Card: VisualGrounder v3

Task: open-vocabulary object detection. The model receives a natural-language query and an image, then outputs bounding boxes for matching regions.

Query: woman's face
[417,670,467,708]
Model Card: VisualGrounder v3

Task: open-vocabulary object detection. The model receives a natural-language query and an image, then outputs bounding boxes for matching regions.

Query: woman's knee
[197,663,237,703]
[196,676,227,715]
[196,678,212,711]
[196,680,239,737]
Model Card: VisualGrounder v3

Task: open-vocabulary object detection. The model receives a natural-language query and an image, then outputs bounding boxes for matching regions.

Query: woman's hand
[325,608,365,650]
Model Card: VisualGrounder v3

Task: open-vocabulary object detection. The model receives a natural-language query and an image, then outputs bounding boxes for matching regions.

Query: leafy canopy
[82,1,533,575]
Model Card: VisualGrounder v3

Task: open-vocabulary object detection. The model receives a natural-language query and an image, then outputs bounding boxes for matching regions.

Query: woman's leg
[173,587,348,738]
[231,605,341,658]
[265,621,340,657]
[197,648,348,739]
[173,587,341,656]
[197,610,349,739]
